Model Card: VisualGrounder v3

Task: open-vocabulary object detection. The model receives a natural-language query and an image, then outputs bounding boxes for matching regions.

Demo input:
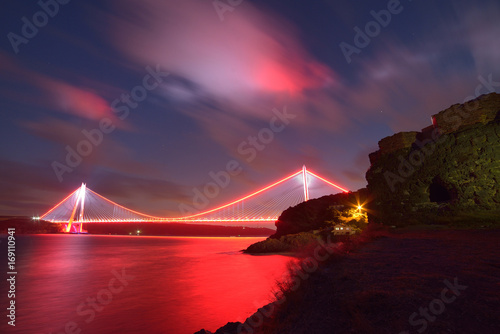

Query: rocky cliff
[366,93,500,226]
[244,93,500,252]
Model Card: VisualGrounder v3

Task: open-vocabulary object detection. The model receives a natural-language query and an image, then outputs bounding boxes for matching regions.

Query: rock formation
[366,93,500,226]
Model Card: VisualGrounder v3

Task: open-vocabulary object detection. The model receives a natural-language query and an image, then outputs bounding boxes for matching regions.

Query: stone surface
[378,131,419,155]
[431,93,500,134]
[366,93,500,226]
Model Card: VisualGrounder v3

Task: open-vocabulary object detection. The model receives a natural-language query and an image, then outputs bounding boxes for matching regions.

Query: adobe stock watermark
[339,0,413,64]
[48,267,134,334]
[178,106,296,215]
[213,0,244,21]
[384,72,500,192]
[7,0,72,54]
[236,235,340,334]
[399,277,467,334]
[51,65,169,182]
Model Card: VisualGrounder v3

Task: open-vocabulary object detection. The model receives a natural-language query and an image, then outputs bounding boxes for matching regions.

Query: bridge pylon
[302,165,309,201]
[66,183,86,233]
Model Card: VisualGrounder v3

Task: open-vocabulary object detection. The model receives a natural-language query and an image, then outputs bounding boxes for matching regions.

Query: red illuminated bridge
[40,166,348,233]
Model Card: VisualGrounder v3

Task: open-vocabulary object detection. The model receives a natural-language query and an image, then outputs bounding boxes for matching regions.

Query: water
[1,234,294,334]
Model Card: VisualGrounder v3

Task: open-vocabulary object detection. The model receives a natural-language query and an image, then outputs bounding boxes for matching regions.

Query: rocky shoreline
[198,227,500,334]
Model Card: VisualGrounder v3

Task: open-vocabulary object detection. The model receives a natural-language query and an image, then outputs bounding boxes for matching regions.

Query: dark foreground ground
[204,228,500,334]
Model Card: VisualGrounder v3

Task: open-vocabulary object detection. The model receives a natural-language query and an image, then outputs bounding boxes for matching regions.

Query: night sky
[1,0,499,218]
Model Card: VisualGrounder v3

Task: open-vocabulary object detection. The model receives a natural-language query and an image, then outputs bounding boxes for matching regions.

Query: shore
[200,227,500,333]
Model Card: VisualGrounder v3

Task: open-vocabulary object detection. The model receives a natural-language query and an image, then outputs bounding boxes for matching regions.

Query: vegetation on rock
[272,188,370,238]
[366,93,500,227]
[244,190,370,253]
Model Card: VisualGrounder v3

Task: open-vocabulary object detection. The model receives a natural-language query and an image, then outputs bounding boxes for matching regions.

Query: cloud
[0,51,125,125]
[104,0,337,117]
[101,0,499,149]
[40,79,111,120]
[93,0,356,177]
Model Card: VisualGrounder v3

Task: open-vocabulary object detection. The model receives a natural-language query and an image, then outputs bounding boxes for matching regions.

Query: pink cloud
[0,52,124,124]
[96,0,354,171]
[40,79,111,120]
[105,0,337,118]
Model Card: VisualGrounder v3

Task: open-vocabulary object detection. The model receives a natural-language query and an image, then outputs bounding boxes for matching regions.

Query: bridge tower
[302,165,309,201]
[65,183,86,233]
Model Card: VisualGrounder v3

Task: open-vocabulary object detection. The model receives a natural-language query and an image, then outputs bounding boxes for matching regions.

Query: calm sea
[1,234,294,334]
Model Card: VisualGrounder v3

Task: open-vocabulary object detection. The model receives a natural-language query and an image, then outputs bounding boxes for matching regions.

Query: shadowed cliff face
[366,93,500,226]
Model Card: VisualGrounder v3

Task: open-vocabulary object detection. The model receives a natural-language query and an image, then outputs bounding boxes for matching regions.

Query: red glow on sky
[256,62,300,94]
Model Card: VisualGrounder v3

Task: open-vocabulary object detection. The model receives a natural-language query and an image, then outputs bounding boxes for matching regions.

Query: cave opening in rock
[429,177,454,203]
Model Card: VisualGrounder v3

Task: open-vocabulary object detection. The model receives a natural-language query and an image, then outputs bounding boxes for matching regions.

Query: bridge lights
[42,167,350,225]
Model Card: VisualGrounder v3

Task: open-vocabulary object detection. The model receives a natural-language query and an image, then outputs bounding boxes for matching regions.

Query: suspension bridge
[40,166,348,232]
